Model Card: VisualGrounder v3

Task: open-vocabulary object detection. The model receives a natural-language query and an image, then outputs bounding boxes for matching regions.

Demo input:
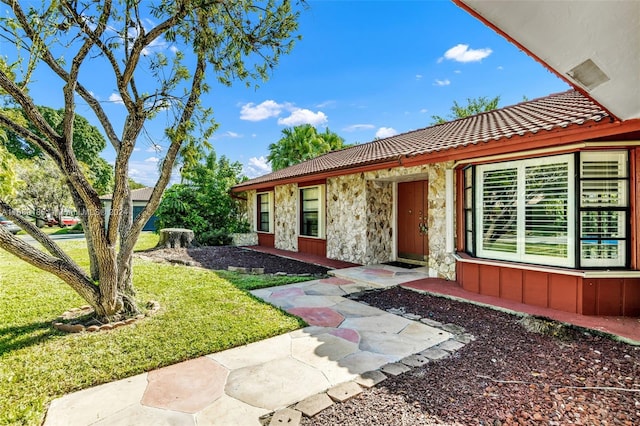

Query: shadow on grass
[0,321,59,356]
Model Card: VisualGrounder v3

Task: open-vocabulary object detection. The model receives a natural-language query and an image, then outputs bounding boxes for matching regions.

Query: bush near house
[155,151,250,245]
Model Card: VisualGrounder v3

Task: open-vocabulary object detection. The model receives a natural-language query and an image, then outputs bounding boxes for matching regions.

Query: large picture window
[467,151,629,269]
[256,192,273,233]
[299,185,325,238]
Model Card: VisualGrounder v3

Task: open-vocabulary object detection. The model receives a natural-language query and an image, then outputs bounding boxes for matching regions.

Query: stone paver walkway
[45,266,459,425]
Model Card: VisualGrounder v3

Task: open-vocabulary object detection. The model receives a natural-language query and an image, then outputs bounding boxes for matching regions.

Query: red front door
[397,180,429,262]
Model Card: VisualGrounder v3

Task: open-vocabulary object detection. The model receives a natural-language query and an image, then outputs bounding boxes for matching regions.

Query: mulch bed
[142,246,640,425]
[137,246,331,275]
[303,288,640,425]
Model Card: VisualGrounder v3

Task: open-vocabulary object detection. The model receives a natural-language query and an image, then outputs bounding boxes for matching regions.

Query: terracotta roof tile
[234,90,608,190]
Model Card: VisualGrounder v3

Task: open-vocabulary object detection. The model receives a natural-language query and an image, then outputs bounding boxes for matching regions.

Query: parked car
[0,216,21,234]
[61,216,80,226]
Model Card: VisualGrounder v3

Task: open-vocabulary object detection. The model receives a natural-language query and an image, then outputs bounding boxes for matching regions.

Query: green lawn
[0,233,308,425]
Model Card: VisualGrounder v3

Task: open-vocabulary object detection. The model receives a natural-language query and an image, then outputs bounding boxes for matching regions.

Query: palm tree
[267,125,345,171]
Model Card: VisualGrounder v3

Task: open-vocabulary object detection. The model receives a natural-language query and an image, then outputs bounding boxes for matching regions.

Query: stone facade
[326,174,368,263]
[249,161,456,280]
[230,232,259,247]
[364,180,394,265]
[245,190,256,230]
[274,184,298,251]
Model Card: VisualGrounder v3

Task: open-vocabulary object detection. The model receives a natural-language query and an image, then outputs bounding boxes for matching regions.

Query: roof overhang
[455,0,640,121]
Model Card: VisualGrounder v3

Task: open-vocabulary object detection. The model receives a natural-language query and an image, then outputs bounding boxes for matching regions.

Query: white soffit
[459,0,640,121]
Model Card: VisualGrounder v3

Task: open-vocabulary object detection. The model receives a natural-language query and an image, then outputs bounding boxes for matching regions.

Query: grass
[0,233,309,425]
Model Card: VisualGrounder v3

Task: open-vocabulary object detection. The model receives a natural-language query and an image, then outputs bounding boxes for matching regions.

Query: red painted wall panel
[257,233,275,248]
[523,270,549,308]
[298,237,326,257]
[623,280,640,316]
[499,268,523,302]
[479,264,500,297]
[548,275,578,313]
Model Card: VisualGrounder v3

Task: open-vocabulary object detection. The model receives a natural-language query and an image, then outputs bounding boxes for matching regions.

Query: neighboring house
[100,187,157,232]
[232,91,640,317]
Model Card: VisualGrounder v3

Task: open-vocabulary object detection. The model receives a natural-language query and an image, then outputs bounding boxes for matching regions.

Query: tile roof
[234,90,609,190]
[100,187,154,201]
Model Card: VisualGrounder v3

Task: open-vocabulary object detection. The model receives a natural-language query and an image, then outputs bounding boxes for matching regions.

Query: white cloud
[244,156,272,178]
[240,100,284,121]
[497,65,504,70]
[145,156,160,163]
[343,124,375,132]
[108,93,124,105]
[441,44,492,63]
[316,100,336,108]
[146,145,163,153]
[170,46,180,54]
[375,127,398,139]
[434,79,451,87]
[278,109,328,127]
[415,74,423,80]
[214,131,242,139]
[420,108,428,114]
[454,70,462,74]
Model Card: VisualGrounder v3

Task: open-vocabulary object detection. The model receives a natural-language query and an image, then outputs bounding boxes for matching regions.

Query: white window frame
[255,191,274,233]
[476,154,575,268]
[298,184,325,239]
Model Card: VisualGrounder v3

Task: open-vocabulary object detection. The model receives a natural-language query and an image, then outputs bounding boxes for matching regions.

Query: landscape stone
[295,393,334,417]
[355,370,387,388]
[269,408,302,426]
[402,313,422,320]
[420,318,443,327]
[440,323,466,334]
[327,381,363,402]
[380,362,411,376]
[438,339,466,352]
[401,354,430,368]
[419,347,450,360]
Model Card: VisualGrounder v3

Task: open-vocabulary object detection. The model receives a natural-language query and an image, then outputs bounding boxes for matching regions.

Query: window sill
[454,253,640,278]
[299,235,326,241]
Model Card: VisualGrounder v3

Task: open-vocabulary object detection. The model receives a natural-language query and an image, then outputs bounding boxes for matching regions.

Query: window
[579,152,628,267]
[256,192,273,233]
[299,185,325,238]
[466,151,630,269]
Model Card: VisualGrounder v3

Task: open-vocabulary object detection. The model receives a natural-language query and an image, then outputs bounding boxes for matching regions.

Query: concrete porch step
[328,264,430,294]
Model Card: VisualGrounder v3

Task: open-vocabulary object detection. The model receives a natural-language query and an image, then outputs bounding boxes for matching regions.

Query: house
[100,187,157,232]
[232,2,640,317]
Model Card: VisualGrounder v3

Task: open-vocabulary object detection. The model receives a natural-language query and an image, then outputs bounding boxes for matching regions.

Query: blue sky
[9,0,571,186]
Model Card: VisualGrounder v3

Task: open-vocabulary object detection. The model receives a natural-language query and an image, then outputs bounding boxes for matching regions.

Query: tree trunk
[158,228,195,248]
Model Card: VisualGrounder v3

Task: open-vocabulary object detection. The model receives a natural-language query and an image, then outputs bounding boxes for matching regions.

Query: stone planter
[230,232,258,247]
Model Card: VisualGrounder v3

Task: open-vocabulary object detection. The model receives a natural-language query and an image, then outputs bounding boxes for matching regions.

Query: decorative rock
[380,363,411,376]
[355,370,387,388]
[438,339,466,352]
[402,313,422,320]
[135,314,146,320]
[67,324,85,333]
[455,333,476,344]
[251,268,265,275]
[401,354,430,368]
[274,272,288,276]
[86,325,100,332]
[419,347,450,360]
[100,324,114,331]
[111,321,126,328]
[228,266,248,273]
[269,408,302,426]
[327,382,362,402]
[386,308,405,315]
[295,393,334,417]
[124,318,137,324]
[440,323,466,334]
[420,318,443,327]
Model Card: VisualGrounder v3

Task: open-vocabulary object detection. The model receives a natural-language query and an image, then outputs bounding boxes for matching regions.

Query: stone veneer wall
[326,174,368,263]
[245,190,256,231]
[363,161,456,280]
[274,184,298,251]
[364,180,394,264]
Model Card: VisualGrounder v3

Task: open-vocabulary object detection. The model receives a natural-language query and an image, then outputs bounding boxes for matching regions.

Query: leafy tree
[155,150,249,244]
[14,157,74,223]
[0,1,301,321]
[268,124,345,171]
[4,106,114,194]
[431,96,501,124]
[127,179,147,191]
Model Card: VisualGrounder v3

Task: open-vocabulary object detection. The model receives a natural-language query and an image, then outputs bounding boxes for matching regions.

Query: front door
[397,180,429,262]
